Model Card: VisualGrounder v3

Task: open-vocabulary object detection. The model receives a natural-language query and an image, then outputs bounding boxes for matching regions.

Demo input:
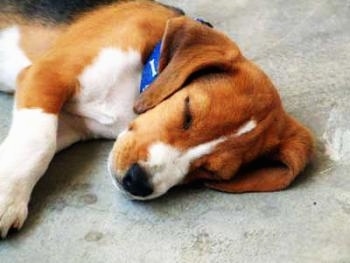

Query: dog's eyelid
[183,96,192,130]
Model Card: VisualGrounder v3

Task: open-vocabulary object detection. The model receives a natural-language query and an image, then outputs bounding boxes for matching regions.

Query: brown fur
[19,24,66,61]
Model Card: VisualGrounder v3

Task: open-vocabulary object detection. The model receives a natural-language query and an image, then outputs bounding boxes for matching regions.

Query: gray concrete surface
[0,0,349,262]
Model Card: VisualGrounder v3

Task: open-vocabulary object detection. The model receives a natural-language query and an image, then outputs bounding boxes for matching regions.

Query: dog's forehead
[173,77,235,107]
[188,79,239,114]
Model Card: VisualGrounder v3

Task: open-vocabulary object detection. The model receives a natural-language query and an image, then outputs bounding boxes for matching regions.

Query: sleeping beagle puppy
[0,0,314,237]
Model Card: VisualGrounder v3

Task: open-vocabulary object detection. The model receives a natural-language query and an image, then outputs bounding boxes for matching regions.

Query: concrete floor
[0,0,349,262]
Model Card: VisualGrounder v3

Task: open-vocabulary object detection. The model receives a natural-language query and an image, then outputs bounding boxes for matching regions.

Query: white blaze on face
[235,119,257,136]
[137,136,227,200]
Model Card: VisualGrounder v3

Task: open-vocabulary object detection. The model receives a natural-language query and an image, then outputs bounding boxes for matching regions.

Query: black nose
[122,163,153,197]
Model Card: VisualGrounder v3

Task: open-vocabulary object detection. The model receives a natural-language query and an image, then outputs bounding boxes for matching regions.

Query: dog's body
[0,0,314,238]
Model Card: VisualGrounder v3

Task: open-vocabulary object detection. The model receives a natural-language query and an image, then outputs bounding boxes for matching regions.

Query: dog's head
[108,17,314,200]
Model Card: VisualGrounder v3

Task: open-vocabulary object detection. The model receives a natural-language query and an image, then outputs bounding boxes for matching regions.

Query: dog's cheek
[203,151,243,181]
[183,154,225,183]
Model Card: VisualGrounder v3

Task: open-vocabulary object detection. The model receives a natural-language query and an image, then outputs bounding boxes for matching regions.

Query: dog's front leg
[0,109,57,237]
[0,65,74,238]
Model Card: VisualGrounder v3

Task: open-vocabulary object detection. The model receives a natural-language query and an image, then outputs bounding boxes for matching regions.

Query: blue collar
[139,18,213,93]
[139,41,162,93]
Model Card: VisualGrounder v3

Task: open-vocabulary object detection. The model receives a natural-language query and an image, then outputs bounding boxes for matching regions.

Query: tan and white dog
[0,0,314,237]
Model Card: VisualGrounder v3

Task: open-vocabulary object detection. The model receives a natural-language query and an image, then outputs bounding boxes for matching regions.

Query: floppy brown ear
[206,116,314,193]
[134,16,241,114]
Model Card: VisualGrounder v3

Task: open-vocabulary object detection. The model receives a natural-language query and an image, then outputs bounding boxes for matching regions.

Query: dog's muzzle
[121,163,153,198]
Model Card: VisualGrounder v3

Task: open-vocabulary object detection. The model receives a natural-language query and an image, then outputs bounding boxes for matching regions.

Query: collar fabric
[139,18,213,93]
[139,41,162,93]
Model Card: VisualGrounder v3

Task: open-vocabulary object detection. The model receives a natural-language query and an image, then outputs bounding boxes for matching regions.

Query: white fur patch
[0,26,31,92]
[133,137,227,200]
[64,47,141,138]
[56,113,87,152]
[0,109,57,237]
[235,119,257,136]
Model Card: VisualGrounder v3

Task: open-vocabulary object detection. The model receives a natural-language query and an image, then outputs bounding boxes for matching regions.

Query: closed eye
[183,96,192,130]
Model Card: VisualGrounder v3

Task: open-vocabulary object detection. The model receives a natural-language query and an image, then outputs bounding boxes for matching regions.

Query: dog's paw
[0,190,29,238]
